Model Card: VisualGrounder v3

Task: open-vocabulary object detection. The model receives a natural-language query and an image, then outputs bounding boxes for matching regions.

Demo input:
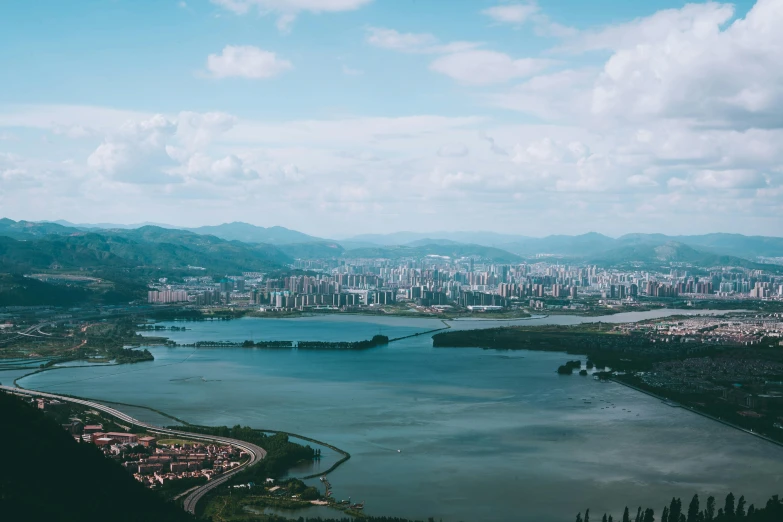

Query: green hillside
[0,224,291,274]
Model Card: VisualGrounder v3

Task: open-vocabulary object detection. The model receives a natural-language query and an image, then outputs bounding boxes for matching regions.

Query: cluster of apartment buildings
[146,257,783,311]
[126,441,243,488]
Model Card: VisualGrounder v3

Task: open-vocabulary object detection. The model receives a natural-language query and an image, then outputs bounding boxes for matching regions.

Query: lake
[17,310,783,522]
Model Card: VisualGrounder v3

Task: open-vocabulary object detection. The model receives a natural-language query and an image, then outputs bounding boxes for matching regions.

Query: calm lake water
[17,310,783,522]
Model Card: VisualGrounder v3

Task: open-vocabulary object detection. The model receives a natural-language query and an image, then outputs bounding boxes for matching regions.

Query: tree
[603,514,608,522]
[636,507,643,522]
[669,497,682,522]
[688,495,700,522]
[586,509,591,522]
[576,513,583,522]
[623,507,630,522]
[724,493,735,519]
[662,506,670,522]
[706,496,716,522]
[736,496,745,519]
[643,508,655,522]
[763,496,781,522]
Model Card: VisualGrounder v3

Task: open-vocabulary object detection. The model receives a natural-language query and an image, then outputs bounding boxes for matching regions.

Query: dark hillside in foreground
[0,392,194,522]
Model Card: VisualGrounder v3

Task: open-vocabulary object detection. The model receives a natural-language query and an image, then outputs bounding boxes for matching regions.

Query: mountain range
[51,220,320,245]
[3,219,782,269]
[0,220,291,274]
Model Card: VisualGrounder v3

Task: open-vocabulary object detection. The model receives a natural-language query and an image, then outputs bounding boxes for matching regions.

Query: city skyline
[2,0,781,237]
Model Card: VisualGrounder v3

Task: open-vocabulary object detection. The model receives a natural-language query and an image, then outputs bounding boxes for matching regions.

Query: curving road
[0,385,266,515]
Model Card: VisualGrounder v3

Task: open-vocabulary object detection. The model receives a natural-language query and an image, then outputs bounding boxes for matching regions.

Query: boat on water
[350,502,365,510]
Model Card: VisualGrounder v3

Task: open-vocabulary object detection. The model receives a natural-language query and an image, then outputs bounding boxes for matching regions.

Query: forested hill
[0,222,291,274]
[0,392,194,522]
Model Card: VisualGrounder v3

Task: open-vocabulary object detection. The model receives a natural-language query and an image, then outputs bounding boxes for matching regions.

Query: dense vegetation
[432,324,684,370]
[0,220,290,279]
[0,273,90,306]
[298,335,390,350]
[0,392,194,522]
[558,360,583,375]
[577,493,782,522]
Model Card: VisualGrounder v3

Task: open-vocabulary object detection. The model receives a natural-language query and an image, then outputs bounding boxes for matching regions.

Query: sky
[1,0,781,238]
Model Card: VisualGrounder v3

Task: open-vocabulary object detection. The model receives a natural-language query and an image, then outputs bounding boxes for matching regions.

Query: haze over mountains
[2,219,782,271]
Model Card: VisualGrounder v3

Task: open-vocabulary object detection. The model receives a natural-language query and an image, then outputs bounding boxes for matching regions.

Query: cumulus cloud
[211,0,372,31]
[206,46,292,79]
[87,115,178,183]
[87,112,237,184]
[588,0,783,128]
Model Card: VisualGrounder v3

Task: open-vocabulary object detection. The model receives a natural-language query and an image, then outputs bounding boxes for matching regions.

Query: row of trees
[577,493,782,522]
[297,335,390,350]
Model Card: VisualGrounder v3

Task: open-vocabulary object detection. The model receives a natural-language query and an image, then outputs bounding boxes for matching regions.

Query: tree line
[576,493,782,522]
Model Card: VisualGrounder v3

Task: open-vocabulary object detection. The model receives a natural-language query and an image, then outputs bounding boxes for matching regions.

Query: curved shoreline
[9,376,352,479]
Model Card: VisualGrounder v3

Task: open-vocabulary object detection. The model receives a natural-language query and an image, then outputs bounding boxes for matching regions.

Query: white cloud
[437,143,469,157]
[627,174,658,187]
[87,115,179,183]
[430,168,482,189]
[206,45,292,79]
[482,1,577,37]
[86,112,237,184]
[563,2,735,53]
[588,0,783,128]
[366,27,437,52]
[489,69,595,120]
[365,27,480,55]
[430,50,554,85]
[367,27,552,88]
[211,0,371,31]
[53,125,94,139]
[513,138,588,164]
[482,3,539,24]
[692,169,768,190]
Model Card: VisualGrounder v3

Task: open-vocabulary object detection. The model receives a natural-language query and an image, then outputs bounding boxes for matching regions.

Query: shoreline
[7,379,353,479]
[610,377,783,449]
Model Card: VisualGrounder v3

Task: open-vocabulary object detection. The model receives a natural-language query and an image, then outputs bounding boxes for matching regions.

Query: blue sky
[0,0,780,237]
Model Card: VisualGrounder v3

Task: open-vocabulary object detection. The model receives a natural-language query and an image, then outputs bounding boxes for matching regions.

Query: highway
[0,321,55,346]
[0,385,267,515]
